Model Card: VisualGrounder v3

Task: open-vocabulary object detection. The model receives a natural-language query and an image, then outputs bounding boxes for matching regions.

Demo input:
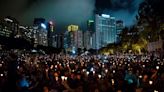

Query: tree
[137,0,164,42]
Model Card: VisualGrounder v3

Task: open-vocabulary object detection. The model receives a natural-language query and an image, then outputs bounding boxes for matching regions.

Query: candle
[61,76,65,81]
[154,90,158,92]
[149,80,153,85]
[111,79,115,85]
[0,74,3,77]
[156,66,159,70]
[0,63,2,67]
[105,69,108,73]
[142,65,145,68]
[93,71,95,74]
[98,74,102,79]
[64,77,68,81]
[139,75,142,79]
[55,77,58,81]
[113,70,115,73]
[86,71,89,75]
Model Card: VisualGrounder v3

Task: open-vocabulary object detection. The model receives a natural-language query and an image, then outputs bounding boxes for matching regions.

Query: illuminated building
[0,16,19,37]
[64,25,83,52]
[33,18,48,46]
[116,20,124,43]
[52,34,64,48]
[18,26,32,41]
[47,21,55,47]
[93,14,117,49]
[83,20,95,50]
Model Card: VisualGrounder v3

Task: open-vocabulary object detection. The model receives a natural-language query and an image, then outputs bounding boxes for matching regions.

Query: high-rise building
[93,14,117,49]
[83,31,91,50]
[52,34,64,48]
[47,21,55,47]
[83,20,95,50]
[33,18,48,46]
[64,25,83,53]
[0,16,19,37]
[116,20,124,43]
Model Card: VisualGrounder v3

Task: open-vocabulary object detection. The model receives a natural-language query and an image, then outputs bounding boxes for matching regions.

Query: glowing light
[0,63,2,67]
[61,76,65,81]
[154,90,158,92]
[55,77,58,81]
[41,23,47,29]
[105,69,108,73]
[68,25,79,32]
[86,71,89,75]
[0,74,3,77]
[102,14,110,18]
[49,21,53,25]
[156,66,159,70]
[139,75,142,78]
[111,79,115,85]
[98,75,102,79]
[64,77,68,81]
[149,80,153,85]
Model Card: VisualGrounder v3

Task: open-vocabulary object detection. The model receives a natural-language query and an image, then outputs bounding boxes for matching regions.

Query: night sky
[0,0,143,32]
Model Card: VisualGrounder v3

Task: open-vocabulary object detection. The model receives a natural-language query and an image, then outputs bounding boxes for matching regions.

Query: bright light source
[61,76,65,81]
[41,23,47,29]
[102,14,110,18]
[156,66,159,70]
[49,21,53,25]
[149,80,153,85]
[98,75,101,79]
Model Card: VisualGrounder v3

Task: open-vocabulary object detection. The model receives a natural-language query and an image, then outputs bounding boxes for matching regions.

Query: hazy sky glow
[0,0,143,32]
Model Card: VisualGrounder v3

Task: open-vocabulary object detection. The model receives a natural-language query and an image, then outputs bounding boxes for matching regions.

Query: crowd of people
[0,50,164,92]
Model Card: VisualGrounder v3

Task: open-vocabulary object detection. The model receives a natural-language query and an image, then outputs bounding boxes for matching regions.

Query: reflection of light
[41,23,47,29]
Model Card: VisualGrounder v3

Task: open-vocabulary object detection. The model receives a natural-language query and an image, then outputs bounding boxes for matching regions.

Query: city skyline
[0,0,143,32]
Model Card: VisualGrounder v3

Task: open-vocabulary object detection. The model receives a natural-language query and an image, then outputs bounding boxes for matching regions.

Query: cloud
[19,0,95,32]
[96,0,143,26]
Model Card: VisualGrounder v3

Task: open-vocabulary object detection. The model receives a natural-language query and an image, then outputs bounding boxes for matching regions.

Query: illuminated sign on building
[68,25,79,32]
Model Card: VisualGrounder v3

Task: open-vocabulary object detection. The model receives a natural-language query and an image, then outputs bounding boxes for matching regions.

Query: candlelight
[98,74,102,79]
[149,80,153,85]
[61,76,65,81]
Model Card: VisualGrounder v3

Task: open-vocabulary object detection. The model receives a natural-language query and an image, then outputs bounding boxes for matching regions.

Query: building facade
[0,16,19,37]
[116,20,124,43]
[93,14,117,49]
[33,18,48,46]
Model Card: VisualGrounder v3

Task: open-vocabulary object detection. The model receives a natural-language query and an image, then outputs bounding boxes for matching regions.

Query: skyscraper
[83,20,95,50]
[33,18,48,46]
[0,16,19,37]
[47,21,55,47]
[93,14,117,49]
[64,25,83,53]
[116,20,124,43]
